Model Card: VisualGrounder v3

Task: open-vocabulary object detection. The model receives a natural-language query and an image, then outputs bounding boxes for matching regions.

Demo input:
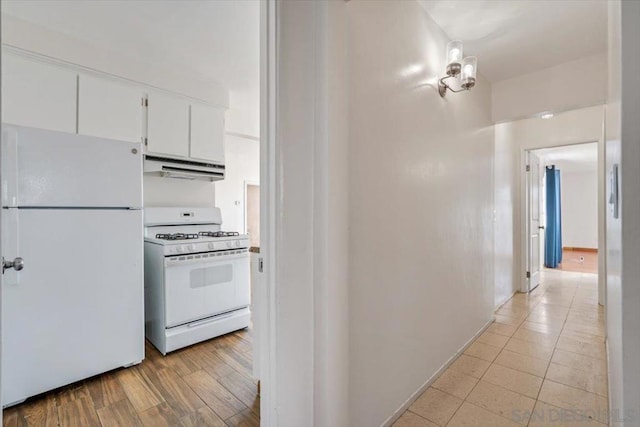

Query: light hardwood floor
[394,270,607,426]
[2,329,259,427]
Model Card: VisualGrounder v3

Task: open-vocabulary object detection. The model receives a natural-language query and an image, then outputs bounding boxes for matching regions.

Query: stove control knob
[227,241,233,248]
[235,240,242,247]
[176,246,183,253]
[208,243,215,249]
[187,244,195,251]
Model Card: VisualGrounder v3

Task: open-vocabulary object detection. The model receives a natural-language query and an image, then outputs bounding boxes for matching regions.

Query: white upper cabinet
[1,53,227,163]
[146,92,190,158]
[190,104,225,164]
[1,54,77,133]
[78,74,143,143]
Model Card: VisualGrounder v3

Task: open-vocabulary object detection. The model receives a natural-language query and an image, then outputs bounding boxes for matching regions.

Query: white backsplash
[143,175,215,208]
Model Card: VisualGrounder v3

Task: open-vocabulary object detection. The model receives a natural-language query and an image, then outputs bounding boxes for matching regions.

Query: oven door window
[190,264,233,288]
[164,254,250,328]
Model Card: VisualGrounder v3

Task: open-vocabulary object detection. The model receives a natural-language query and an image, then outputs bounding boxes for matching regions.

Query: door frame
[259,0,277,423]
[243,180,260,237]
[1,126,4,423]
[519,141,605,300]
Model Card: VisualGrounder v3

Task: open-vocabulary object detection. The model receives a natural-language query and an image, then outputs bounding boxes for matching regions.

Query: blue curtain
[544,166,562,268]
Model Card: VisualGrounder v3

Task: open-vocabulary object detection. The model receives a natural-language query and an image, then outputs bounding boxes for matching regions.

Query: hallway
[395,270,607,426]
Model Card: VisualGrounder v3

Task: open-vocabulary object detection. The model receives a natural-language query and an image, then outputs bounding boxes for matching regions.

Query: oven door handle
[187,312,235,328]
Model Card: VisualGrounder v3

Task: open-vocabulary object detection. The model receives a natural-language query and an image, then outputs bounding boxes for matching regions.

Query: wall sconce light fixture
[439,40,477,97]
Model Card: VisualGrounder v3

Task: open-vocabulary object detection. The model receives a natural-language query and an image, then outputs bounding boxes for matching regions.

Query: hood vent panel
[144,155,225,182]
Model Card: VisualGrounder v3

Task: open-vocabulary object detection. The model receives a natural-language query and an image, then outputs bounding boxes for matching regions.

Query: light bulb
[460,56,477,90]
[445,40,463,76]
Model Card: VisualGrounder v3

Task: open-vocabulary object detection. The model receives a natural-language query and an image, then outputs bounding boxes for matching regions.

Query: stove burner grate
[155,233,199,241]
[199,231,240,238]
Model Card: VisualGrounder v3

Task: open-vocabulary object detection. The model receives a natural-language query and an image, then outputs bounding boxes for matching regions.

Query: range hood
[144,155,225,182]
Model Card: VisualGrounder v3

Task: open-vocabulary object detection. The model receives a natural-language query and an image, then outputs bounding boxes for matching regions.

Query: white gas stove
[144,207,251,354]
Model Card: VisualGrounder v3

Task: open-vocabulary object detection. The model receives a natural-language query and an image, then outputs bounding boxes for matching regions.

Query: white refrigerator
[1,125,144,406]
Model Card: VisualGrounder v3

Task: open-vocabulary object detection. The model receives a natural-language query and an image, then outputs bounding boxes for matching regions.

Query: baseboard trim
[606,337,612,425]
[225,131,260,141]
[495,291,517,311]
[381,318,494,427]
[563,246,598,253]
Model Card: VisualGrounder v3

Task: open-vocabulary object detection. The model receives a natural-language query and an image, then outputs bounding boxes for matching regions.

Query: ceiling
[1,1,607,106]
[418,0,607,82]
[535,143,598,172]
[1,0,259,103]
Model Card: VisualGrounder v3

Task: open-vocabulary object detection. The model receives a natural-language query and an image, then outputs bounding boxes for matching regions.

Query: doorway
[0,0,265,424]
[245,182,260,249]
[524,142,601,291]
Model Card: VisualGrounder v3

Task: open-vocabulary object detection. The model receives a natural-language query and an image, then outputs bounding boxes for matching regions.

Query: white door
[526,151,542,291]
[1,54,77,133]
[78,74,144,143]
[190,104,225,163]
[146,92,190,158]
[2,209,144,406]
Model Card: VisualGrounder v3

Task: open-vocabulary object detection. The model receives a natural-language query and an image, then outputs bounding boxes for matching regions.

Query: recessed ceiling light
[541,112,554,119]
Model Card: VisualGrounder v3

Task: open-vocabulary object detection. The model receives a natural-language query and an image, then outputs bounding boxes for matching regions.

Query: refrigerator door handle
[2,208,21,285]
[1,126,19,207]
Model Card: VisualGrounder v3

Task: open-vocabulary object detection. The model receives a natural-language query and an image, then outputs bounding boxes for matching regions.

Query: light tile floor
[394,270,608,427]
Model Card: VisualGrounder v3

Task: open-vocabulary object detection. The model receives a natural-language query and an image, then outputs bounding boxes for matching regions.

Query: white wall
[143,177,215,208]
[557,166,598,249]
[347,1,495,425]
[214,135,260,232]
[272,1,494,424]
[494,105,604,304]
[492,54,607,123]
[606,1,640,424]
[494,124,516,307]
[226,90,260,139]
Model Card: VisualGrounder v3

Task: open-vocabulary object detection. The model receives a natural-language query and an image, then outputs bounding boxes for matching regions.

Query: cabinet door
[190,103,225,163]
[146,92,189,158]
[78,74,143,143]
[1,54,77,133]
